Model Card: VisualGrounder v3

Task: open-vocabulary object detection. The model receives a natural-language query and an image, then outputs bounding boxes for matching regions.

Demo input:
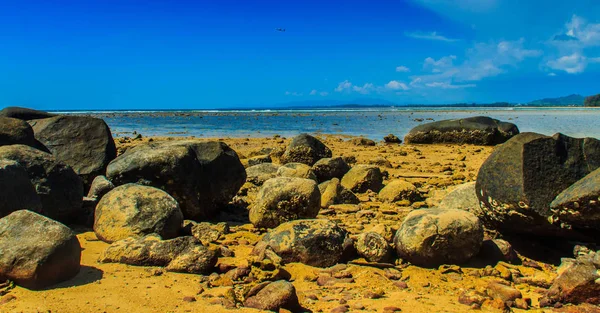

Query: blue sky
[1,0,599,110]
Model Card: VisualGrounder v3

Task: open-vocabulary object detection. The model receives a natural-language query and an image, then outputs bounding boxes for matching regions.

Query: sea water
[62,107,600,140]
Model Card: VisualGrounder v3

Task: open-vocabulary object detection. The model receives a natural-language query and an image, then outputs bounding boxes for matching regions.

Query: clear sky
[1,0,599,110]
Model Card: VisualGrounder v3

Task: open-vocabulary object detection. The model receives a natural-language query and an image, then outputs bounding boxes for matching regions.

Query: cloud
[335,80,376,94]
[547,52,600,74]
[352,83,375,94]
[395,66,410,72]
[309,89,329,96]
[385,80,409,91]
[334,80,353,92]
[423,55,456,72]
[405,31,459,42]
[425,82,476,89]
[285,91,303,96]
[309,89,317,96]
[548,72,557,76]
[320,91,329,96]
[565,15,600,47]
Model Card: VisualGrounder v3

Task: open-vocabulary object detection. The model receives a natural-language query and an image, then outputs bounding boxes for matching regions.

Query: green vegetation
[584,94,600,107]
[528,94,585,106]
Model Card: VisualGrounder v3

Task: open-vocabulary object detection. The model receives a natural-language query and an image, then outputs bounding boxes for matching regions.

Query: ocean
[62,107,600,140]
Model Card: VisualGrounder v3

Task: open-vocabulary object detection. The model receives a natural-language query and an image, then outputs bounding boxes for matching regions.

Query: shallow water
[71,107,600,140]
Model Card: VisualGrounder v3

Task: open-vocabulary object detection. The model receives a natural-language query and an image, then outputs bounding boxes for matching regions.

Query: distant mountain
[528,94,585,106]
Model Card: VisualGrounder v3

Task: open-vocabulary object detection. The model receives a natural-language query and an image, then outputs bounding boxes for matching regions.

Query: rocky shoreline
[0,108,599,313]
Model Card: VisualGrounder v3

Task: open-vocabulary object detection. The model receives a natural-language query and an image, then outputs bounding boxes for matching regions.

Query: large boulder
[0,106,55,120]
[378,180,418,203]
[99,235,218,274]
[476,133,600,236]
[243,280,301,312]
[404,116,519,145]
[341,165,383,193]
[0,145,83,224]
[106,140,246,221]
[94,184,183,243]
[29,116,117,188]
[312,157,350,183]
[550,167,600,230]
[277,163,317,181]
[246,163,280,186]
[0,117,38,148]
[280,134,332,166]
[394,208,483,267]
[436,182,483,216]
[254,219,348,267]
[318,178,359,208]
[0,160,42,218]
[0,210,81,290]
[249,177,320,228]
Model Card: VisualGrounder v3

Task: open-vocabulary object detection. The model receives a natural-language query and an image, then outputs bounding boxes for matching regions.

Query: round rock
[394,208,484,267]
[254,219,349,267]
[87,175,115,200]
[281,133,332,166]
[355,232,392,263]
[0,106,55,120]
[244,280,301,312]
[0,117,38,148]
[249,177,320,229]
[312,157,350,183]
[277,163,318,181]
[341,165,383,193]
[94,184,184,243]
[246,163,280,186]
[378,180,418,203]
[319,178,359,208]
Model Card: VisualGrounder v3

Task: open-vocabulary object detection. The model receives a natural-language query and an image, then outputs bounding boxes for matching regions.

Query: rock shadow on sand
[42,265,104,290]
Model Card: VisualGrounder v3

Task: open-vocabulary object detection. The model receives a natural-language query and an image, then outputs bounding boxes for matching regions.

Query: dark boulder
[87,175,115,200]
[281,134,332,166]
[0,144,83,224]
[383,134,402,144]
[0,117,38,148]
[244,280,301,312]
[0,160,42,218]
[94,184,183,243]
[29,116,117,188]
[106,140,246,221]
[349,137,376,146]
[249,177,321,229]
[312,157,350,183]
[476,132,600,236]
[246,163,280,186]
[99,235,218,274]
[404,116,519,145]
[254,219,349,267]
[550,167,600,230]
[0,210,81,290]
[394,208,483,267]
[247,154,272,166]
[0,106,55,120]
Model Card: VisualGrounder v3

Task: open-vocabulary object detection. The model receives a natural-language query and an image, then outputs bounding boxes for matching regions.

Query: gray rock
[99,235,218,274]
[191,222,227,245]
[244,280,301,312]
[0,210,81,290]
[281,134,332,166]
[378,180,418,203]
[254,219,349,267]
[249,177,320,228]
[383,134,402,144]
[436,182,482,216]
[476,132,600,236]
[404,116,519,145]
[0,144,83,224]
[311,157,350,183]
[87,175,115,200]
[0,117,38,148]
[550,167,600,230]
[107,140,246,221]
[94,184,183,243]
[0,106,55,120]
[246,163,280,186]
[355,232,392,263]
[341,165,383,193]
[542,253,600,305]
[248,154,272,166]
[0,160,42,218]
[277,162,318,181]
[318,178,359,208]
[394,208,483,267]
[349,137,376,146]
[29,116,117,188]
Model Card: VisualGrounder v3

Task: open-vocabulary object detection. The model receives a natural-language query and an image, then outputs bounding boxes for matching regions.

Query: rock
[277,163,318,181]
[436,182,482,216]
[249,177,320,228]
[486,281,522,302]
[94,184,184,243]
[384,134,402,144]
[368,156,392,168]
[0,106,55,120]
[367,224,395,243]
[478,239,519,264]
[543,256,600,305]
[248,154,272,166]
[29,116,117,188]
[246,163,280,186]
[312,157,350,183]
[106,140,246,221]
[191,222,226,245]
[87,175,115,200]
[0,210,81,289]
[476,132,600,236]
[0,144,83,224]
[355,232,392,263]
[99,235,218,274]
[254,219,349,267]
[378,180,418,203]
[281,134,332,166]
[341,165,383,193]
[404,116,519,145]
[0,117,38,148]
[550,167,600,230]
[394,208,484,267]
[318,178,359,208]
[243,280,301,312]
[0,160,42,218]
[349,137,376,146]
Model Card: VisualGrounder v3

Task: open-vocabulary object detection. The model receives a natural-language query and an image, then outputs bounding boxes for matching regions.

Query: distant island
[528,94,585,106]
